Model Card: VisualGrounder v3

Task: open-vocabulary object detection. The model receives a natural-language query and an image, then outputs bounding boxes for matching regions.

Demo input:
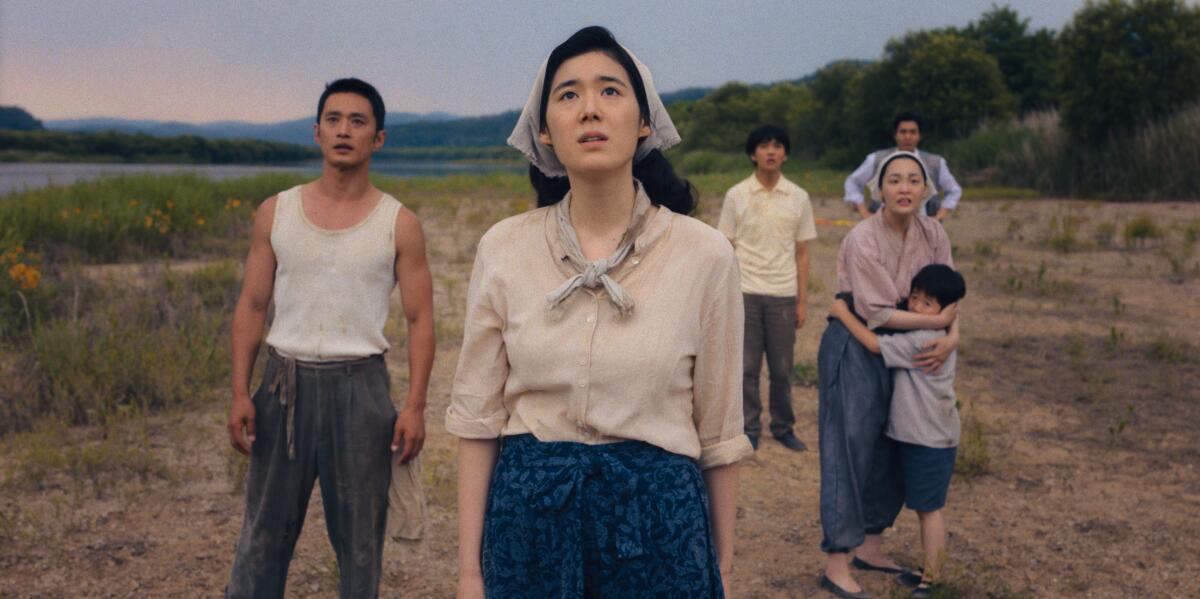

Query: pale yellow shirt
[445,189,753,470]
[717,174,818,297]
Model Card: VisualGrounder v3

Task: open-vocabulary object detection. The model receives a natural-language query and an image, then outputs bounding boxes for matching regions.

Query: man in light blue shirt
[843,112,962,222]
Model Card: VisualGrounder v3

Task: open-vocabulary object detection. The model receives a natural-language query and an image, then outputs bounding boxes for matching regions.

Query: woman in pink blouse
[817,151,959,598]
[446,27,751,599]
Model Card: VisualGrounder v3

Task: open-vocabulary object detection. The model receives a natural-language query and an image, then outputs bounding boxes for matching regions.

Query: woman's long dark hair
[530,26,695,214]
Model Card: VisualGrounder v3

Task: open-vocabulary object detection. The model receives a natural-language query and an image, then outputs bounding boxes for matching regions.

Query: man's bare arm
[228,196,278,454]
[795,240,809,328]
[391,207,435,463]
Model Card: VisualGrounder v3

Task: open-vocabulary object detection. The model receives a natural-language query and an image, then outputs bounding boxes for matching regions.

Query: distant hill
[46,112,456,146]
[0,106,44,131]
[383,87,717,147]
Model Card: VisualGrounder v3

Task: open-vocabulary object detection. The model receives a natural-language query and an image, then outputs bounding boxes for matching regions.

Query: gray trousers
[816,318,904,553]
[226,350,396,599]
[742,293,797,439]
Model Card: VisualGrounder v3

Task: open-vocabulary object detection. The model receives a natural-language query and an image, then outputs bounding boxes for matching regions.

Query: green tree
[808,61,868,165]
[1058,0,1200,142]
[849,30,1013,147]
[964,5,1059,113]
[899,33,1014,139]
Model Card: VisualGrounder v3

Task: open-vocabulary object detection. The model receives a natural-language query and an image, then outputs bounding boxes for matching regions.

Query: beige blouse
[837,211,953,330]
[445,188,753,470]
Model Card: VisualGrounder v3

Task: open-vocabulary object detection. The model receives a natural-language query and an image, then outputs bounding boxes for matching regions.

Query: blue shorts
[896,441,957,512]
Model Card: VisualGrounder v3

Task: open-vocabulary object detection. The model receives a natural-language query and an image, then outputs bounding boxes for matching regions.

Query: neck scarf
[545,187,651,316]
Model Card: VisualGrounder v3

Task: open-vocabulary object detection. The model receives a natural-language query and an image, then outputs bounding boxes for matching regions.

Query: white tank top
[265,185,402,361]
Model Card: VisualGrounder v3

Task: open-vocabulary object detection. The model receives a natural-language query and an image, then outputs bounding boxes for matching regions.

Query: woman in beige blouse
[817,151,959,598]
[446,26,751,599]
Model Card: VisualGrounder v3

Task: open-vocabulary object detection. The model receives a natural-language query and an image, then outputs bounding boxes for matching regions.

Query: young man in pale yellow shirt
[717,125,817,452]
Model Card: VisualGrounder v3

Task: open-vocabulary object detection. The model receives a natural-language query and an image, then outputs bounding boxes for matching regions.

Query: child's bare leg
[917,509,946,580]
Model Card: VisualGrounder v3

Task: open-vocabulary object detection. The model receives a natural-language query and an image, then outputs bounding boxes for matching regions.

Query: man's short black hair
[317,78,386,132]
[744,124,790,156]
[910,264,966,308]
[893,112,922,133]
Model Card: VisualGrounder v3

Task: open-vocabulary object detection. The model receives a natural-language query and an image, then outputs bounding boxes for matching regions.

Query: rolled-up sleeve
[938,162,963,211]
[843,153,875,205]
[445,235,511,438]
[692,246,753,469]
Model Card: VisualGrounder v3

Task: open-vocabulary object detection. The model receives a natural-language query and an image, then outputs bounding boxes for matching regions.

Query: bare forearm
[403,311,435,410]
[882,309,950,331]
[703,463,739,576]
[856,202,871,218]
[834,310,880,354]
[457,438,500,576]
[230,301,268,400]
[795,245,809,303]
[936,208,950,221]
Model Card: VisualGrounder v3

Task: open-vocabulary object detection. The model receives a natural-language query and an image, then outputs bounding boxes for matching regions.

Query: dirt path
[1,194,1197,598]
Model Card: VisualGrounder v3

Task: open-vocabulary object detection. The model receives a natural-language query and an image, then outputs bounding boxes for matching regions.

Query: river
[0,160,520,197]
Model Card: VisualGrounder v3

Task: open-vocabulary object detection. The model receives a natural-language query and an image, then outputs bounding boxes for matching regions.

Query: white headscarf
[868,150,939,203]
[507,43,680,178]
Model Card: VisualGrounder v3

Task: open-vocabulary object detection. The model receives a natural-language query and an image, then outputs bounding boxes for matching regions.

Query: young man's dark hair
[911,263,966,308]
[892,111,923,133]
[317,77,386,132]
[744,124,790,157]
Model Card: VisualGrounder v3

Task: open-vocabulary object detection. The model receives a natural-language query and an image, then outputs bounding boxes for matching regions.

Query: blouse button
[585,315,594,323]
[578,381,588,388]
[632,258,640,265]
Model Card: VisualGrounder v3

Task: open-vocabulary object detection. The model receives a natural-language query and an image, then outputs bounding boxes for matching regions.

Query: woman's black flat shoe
[820,574,870,599]
[851,556,903,575]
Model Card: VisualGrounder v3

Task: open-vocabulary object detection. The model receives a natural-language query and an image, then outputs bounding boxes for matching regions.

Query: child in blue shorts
[830,263,966,598]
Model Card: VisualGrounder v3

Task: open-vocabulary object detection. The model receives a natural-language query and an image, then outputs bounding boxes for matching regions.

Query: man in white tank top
[224,78,435,599]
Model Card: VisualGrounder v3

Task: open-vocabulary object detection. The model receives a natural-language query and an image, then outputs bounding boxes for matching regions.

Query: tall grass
[0,261,238,434]
[943,104,1200,201]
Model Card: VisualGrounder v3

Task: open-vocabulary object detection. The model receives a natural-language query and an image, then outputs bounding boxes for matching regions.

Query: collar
[747,173,792,195]
[544,180,670,272]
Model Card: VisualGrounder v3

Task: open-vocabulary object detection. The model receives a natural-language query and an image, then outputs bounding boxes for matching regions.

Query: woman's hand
[721,566,734,599]
[932,303,958,329]
[914,329,958,373]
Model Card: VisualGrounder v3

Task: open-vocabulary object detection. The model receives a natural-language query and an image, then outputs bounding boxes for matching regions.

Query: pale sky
[0,0,1087,123]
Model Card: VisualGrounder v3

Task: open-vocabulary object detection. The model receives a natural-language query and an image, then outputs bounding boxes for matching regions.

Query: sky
[0,0,1088,124]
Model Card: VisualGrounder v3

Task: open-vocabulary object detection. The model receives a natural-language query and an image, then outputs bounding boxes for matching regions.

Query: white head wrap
[868,150,938,203]
[507,44,681,177]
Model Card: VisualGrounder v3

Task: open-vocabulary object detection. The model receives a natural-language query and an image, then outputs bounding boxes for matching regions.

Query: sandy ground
[1,191,1198,598]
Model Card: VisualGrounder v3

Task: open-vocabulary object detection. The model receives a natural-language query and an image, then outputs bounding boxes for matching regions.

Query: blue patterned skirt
[482,434,725,598]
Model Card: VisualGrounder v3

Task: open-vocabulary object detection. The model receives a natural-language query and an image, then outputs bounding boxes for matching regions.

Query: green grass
[0,262,238,434]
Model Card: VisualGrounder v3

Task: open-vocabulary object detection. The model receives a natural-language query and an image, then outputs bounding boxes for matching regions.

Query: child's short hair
[744,124,790,156]
[910,264,966,308]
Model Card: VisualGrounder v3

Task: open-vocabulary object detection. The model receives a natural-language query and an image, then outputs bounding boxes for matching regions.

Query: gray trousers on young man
[742,293,798,440]
[816,318,905,553]
[226,350,396,599]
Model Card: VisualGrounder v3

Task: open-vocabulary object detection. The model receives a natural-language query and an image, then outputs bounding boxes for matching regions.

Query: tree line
[0,130,318,164]
[667,0,1200,171]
